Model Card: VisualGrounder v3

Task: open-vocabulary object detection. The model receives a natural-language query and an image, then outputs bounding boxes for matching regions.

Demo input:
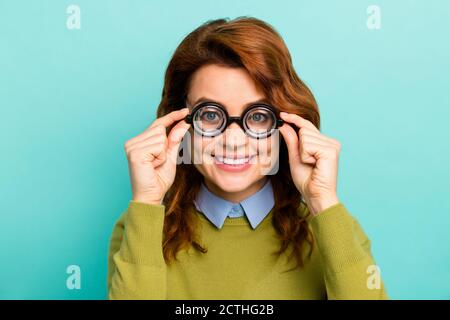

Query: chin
[209,170,260,193]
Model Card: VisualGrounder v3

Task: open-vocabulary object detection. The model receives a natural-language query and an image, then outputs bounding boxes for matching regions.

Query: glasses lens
[193,105,226,135]
[244,107,276,137]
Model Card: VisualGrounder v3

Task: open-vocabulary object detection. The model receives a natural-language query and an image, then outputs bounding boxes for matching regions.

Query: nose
[222,122,248,151]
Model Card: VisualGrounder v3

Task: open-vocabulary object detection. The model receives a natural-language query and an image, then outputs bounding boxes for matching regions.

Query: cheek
[252,136,280,174]
[191,134,216,174]
[253,136,275,159]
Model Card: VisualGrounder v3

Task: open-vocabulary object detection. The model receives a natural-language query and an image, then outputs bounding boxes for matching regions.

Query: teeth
[215,156,252,165]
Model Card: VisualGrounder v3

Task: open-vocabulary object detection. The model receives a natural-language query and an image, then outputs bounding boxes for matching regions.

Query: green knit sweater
[107,201,388,299]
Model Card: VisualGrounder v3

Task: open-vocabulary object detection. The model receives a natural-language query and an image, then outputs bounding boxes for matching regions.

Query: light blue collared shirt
[193,179,275,230]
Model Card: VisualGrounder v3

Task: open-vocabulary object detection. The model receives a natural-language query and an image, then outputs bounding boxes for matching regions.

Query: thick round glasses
[185,101,284,139]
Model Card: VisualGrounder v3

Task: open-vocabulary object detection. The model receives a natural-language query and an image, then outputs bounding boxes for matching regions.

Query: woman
[107,17,388,299]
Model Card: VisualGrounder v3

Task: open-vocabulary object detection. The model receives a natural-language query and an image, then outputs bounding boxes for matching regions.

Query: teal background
[1,0,449,299]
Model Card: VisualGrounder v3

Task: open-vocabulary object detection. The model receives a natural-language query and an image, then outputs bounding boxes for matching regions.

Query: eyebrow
[189,96,271,108]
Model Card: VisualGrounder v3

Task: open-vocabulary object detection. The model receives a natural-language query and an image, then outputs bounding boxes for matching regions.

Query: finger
[141,142,167,168]
[278,123,300,165]
[279,112,319,133]
[298,140,317,165]
[125,125,166,151]
[126,133,167,154]
[299,133,332,148]
[140,143,167,169]
[125,108,189,149]
[298,127,341,148]
[128,142,167,168]
[299,142,338,165]
[150,107,190,129]
[167,118,192,163]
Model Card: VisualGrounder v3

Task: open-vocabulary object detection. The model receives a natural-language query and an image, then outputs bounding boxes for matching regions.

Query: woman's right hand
[124,108,191,205]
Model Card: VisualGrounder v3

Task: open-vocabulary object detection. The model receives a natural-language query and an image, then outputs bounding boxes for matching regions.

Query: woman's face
[186,64,279,199]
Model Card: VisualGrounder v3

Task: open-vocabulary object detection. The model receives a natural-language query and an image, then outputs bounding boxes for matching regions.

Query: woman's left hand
[278,112,341,216]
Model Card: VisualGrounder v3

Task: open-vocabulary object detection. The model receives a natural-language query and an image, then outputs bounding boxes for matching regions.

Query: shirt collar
[193,179,275,230]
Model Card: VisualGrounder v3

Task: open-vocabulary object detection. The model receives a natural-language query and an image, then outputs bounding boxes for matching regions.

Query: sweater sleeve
[308,202,389,300]
[107,201,167,300]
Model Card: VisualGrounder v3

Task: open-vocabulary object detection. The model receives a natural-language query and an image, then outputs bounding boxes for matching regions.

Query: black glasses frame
[184,101,284,139]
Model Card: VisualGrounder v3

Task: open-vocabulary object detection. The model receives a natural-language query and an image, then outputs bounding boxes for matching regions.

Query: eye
[200,111,220,122]
[249,112,268,122]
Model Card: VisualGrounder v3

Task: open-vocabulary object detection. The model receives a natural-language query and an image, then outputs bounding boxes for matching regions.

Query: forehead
[187,64,267,113]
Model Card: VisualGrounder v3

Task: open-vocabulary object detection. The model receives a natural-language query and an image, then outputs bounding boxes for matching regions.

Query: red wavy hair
[157,17,320,270]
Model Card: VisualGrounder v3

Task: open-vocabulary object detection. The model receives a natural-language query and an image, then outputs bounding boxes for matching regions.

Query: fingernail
[280,111,287,116]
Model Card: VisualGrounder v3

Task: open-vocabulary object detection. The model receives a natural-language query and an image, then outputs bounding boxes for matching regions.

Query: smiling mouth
[212,154,257,165]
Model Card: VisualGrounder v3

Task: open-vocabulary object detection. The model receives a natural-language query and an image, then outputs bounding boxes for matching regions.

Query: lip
[212,154,257,172]
[212,154,256,159]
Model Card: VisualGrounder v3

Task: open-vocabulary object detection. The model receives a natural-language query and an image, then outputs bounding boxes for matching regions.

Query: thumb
[278,123,301,166]
[278,123,312,195]
[167,119,191,164]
